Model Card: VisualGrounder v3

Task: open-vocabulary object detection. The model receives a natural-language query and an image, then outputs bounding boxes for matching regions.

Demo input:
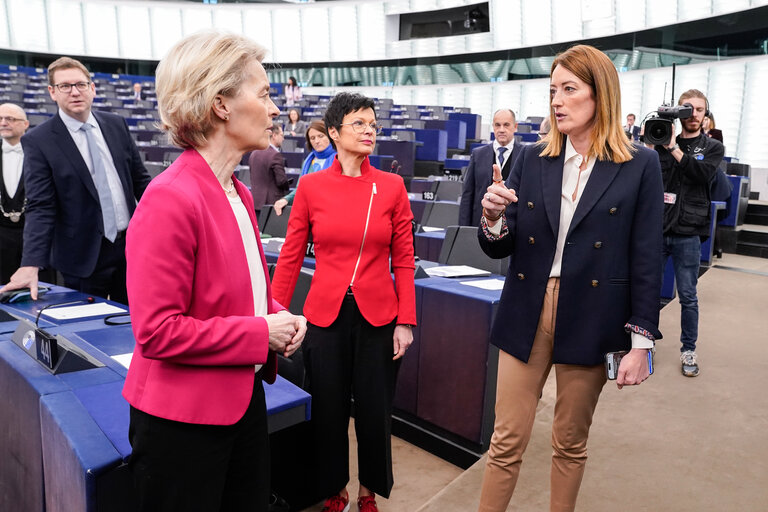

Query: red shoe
[321,494,350,512]
[357,494,378,512]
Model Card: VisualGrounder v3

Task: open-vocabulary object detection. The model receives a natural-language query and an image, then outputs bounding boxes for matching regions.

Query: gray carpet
[419,265,768,511]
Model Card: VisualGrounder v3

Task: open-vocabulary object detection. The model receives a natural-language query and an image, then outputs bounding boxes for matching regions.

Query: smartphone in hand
[605,350,654,380]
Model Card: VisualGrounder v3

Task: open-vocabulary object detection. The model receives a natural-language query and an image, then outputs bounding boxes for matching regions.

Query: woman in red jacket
[272,92,416,512]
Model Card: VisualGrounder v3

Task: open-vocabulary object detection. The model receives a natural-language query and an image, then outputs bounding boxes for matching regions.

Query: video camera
[643,103,693,146]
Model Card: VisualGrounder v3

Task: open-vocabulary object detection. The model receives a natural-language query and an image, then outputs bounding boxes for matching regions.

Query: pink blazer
[123,149,282,426]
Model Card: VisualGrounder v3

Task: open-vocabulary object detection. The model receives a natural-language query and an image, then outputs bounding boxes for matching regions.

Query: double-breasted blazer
[460,142,520,226]
[479,141,664,365]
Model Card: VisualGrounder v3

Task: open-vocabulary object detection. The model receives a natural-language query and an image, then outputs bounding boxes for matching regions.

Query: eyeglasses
[340,120,382,135]
[0,116,25,123]
[53,81,91,93]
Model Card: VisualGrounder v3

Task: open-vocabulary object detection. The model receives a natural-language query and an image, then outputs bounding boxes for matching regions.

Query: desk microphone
[390,159,399,173]
[35,297,95,327]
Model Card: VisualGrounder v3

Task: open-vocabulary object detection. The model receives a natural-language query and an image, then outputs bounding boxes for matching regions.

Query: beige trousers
[478,278,607,512]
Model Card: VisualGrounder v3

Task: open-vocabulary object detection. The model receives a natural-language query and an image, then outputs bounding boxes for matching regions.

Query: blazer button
[517,273,525,280]
[528,236,535,245]
[527,201,534,209]
[594,241,603,249]
[591,280,599,287]
[609,207,618,215]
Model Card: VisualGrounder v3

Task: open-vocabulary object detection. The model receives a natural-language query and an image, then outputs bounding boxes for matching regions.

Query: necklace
[222,180,236,194]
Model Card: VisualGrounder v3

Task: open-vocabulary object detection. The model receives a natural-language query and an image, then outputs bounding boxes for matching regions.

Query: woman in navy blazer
[476,45,663,511]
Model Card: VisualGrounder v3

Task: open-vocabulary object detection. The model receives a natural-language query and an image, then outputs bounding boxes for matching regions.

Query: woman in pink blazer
[123,32,306,512]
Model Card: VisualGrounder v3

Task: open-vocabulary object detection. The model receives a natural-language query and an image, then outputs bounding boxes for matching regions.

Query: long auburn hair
[539,44,635,163]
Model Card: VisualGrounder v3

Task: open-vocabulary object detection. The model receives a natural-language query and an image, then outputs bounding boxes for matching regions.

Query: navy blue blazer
[479,141,664,365]
[459,142,520,226]
[20,110,150,277]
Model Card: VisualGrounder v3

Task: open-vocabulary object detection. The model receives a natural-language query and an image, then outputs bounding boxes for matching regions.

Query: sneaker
[357,494,378,512]
[680,350,699,377]
[321,494,350,512]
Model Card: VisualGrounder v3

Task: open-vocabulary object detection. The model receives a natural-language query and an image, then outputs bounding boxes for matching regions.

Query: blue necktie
[498,146,508,169]
[80,123,118,242]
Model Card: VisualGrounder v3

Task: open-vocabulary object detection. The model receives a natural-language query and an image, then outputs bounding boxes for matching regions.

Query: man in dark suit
[459,109,521,226]
[132,82,146,102]
[0,57,150,303]
[624,113,640,141]
[248,123,290,216]
[0,103,31,284]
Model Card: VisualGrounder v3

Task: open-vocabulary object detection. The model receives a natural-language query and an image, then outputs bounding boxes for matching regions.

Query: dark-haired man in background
[248,122,290,216]
[655,89,723,378]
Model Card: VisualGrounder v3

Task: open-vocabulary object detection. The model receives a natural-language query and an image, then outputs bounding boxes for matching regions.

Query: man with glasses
[0,103,31,284]
[0,57,150,304]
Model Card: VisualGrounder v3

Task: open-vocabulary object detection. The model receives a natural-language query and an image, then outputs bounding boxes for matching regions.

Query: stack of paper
[424,265,491,278]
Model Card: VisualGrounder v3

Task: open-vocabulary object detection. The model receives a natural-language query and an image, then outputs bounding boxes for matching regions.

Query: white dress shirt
[2,140,23,198]
[228,193,268,372]
[59,110,131,232]
[549,137,595,278]
[488,137,652,349]
[492,138,514,169]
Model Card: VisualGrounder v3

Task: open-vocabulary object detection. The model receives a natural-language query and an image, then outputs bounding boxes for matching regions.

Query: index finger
[492,163,503,185]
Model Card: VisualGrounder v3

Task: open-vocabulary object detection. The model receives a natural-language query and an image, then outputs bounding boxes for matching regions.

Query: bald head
[492,109,517,146]
[0,103,29,145]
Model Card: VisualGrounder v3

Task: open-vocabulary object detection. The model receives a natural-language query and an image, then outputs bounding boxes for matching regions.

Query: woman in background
[285,108,307,137]
[703,114,723,143]
[272,92,416,512]
[477,44,663,512]
[123,31,306,511]
[284,76,302,107]
[273,120,336,216]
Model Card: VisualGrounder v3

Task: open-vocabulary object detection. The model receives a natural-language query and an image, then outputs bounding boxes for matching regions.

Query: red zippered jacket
[272,157,416,328]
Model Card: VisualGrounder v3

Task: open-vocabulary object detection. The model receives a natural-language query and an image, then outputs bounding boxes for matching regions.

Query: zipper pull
[373,183,377,194]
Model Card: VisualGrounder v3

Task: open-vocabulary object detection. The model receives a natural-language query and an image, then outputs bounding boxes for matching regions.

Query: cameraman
[654,89,724,378]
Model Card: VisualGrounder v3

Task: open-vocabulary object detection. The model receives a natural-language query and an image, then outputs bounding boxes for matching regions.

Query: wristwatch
[667,144,680,152]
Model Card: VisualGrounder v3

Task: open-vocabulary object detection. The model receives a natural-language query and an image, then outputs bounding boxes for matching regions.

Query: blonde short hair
[155,31,268,149]
[540,44,635,164]
[48,57,90,86]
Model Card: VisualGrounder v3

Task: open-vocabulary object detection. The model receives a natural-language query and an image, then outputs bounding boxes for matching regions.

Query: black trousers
[304,295,400,499]
[0,225,22,284]
[128,375,270,512]
[61,234,128,305]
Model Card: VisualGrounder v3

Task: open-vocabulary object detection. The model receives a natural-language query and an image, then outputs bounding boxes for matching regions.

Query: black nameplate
[422,191,435,201]
[35,329,59,370]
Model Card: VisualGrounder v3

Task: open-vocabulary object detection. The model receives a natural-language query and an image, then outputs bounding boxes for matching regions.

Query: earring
[224,116,229,121]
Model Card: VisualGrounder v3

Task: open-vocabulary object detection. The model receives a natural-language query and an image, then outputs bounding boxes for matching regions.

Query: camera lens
[644,118,672,146]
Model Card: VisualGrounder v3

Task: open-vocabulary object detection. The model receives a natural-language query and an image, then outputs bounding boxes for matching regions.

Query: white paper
[424,265,491,278]
[41,303,126,320]
[263,238,285,252]
[460,278,505,290]
[421,226,445,232]
[112,352,133,369]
